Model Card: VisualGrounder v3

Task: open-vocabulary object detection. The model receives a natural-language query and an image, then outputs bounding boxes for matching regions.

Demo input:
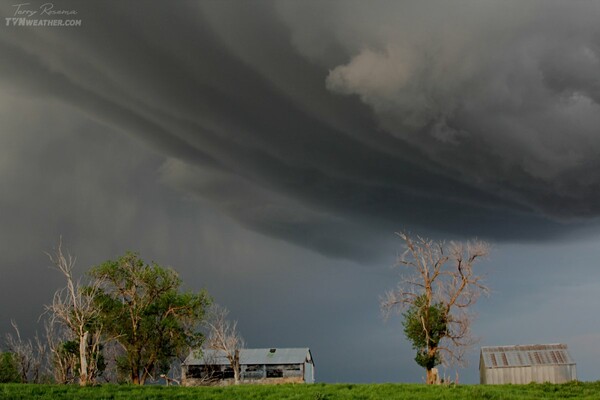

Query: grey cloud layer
[1,0,598,262]
[314,1,600,217]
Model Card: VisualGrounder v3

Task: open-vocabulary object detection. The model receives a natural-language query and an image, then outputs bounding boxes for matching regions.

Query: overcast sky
[2,0,600,384]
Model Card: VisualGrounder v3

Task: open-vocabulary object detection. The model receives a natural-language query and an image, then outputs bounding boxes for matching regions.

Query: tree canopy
[402,295,447,371]
[90,252,211,385]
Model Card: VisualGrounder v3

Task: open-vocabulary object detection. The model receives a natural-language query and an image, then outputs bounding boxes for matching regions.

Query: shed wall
[481,364,576,384]
[183,361,315,386]
[304,361,314,384]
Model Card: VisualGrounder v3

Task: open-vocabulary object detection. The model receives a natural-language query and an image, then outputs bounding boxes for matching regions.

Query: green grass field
[1,382,599,400]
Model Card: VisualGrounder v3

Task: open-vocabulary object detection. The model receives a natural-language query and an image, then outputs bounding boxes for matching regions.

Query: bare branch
[44,238,105,386]
[203,304,245,385]
[381,232,490,384]
[4,320,47,383]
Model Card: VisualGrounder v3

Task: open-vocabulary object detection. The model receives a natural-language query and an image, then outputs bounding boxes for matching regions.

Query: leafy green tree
[0,352,21,383]
[90,252,211,385]
[382,232,489,384]
[402,295,447,372]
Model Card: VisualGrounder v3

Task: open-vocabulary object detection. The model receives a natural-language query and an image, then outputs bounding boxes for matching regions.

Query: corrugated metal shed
[182,348,315,385]
[185,348,313,366]
[480,344,576,384]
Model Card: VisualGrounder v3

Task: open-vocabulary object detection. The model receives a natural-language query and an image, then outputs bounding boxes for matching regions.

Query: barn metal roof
[480,344,575,368]
[184,348,313,366]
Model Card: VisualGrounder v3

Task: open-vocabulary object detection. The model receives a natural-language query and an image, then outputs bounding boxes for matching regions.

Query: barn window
[243,364,265,379]
[200,365,223,380]
[186,366,203,378]
[282,364,302,377]
[266,366,283,378]
[223,366,235,379]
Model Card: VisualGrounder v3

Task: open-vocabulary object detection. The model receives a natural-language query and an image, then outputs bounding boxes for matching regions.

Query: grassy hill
[1,382,599,399]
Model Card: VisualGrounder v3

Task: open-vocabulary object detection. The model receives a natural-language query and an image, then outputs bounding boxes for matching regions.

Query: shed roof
[184,348,313,366]
[480,344,575,368]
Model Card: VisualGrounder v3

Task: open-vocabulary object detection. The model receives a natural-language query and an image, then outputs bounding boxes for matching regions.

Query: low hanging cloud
[2,0,600,263]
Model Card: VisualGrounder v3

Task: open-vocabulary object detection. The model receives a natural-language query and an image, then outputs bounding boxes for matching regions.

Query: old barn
[480,344,576,384]
[182,348,315,386]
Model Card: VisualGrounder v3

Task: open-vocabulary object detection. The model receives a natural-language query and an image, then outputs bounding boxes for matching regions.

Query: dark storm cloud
[2,0,600,262]
[6,0,600,385]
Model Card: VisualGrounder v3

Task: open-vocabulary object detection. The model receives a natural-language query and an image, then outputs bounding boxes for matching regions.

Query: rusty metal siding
[481,344,574,367]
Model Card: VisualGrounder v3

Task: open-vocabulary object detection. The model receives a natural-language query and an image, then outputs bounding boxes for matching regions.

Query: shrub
[0,352,21,383]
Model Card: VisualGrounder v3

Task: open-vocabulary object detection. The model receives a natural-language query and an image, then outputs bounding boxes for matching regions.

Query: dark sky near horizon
[2,0,600,383]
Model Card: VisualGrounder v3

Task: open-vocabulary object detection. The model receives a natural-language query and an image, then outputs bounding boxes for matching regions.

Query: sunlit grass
[1,381,599,399]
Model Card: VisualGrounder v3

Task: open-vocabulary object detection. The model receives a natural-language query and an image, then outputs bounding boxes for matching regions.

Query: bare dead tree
[381,232,490,384]
[180,347,221,386]
[44,315,77,384]
[34,337,47,382]
[204,304,245,385]
[197,350,220,386]
[5,321,33,383]
[4,320,47,383]
[44,238,104,386]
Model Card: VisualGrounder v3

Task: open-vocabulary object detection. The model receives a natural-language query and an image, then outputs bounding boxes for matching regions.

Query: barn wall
[481,365,576,384]
[182,363,308,386]
[183,375,305,387]
[483,366,530,384]
[304,361,314,384]
[531,365,576,383]
[479,354,486,384]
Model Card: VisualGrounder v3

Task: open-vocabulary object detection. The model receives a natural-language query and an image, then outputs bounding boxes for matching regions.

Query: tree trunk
[234,367,240,385]
[131,368,140,385]
[233,349,240,385]
[131,352,144,384]
[425,346,439,385]
[79,331,89,386]
[426,367,440,385]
